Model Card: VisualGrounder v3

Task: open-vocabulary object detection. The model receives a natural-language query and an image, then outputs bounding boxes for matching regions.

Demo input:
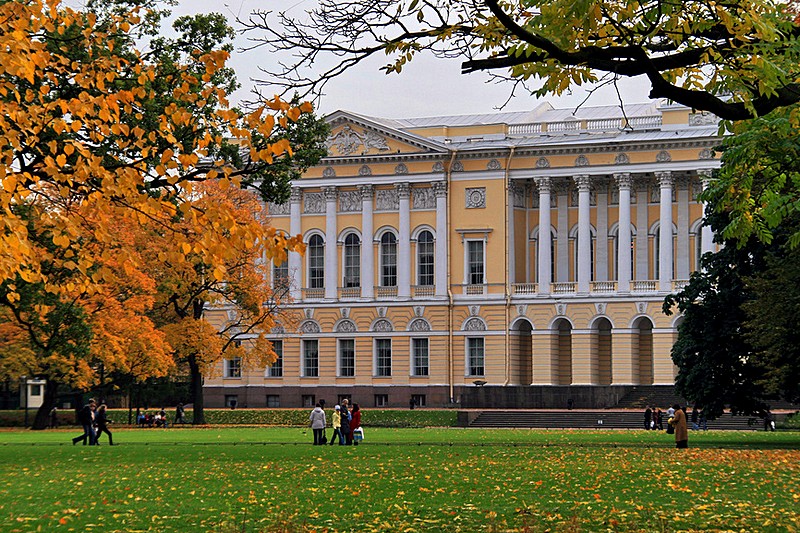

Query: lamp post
[21,375,28,428]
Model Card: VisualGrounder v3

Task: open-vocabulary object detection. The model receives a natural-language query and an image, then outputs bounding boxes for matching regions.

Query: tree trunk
[188,353,205,425]
[31,380,58,430]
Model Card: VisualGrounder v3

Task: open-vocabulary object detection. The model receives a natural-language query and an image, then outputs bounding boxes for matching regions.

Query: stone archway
[634,317,654,384]
[553,318,572,385]
[593,317,613,385]
[511,319,533,385]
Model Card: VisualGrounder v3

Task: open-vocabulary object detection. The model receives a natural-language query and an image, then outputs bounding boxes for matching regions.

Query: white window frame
[465,239,486,285]
[466,337,485,377]
[267,340,283,378]
[416,230,435,286]
[302,339,319,378]
[338,338,356,377]
[342,233,361,288]
[307,234,325,289]
[379,231,398,287]
[410,337,429,377]
[374,338,392,377]
[225,357,242,379]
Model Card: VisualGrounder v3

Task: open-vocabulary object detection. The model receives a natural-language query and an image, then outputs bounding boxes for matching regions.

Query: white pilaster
[576,175,592,294]
[676,176,690,280]
[635,179,649,281]
[657,171,674,292]
[508,182,517,284]
[699,170,715,257]
[289,187,303,300]
[360,184,374,299]
[535,177,551,295]
[397,182,411,299]
[434,181,448,296]
[615,173,632,293]
[596,178,609,282]
[323,186,338,300]
[557,181,569,283]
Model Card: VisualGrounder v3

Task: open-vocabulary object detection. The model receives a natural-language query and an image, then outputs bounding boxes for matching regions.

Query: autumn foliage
[0,0,314,425]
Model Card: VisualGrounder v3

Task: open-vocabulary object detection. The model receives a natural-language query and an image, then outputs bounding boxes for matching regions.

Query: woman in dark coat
[95,404,113,445]
[670,403,688,448]
[349,403,361,446]
[340,399,351,445]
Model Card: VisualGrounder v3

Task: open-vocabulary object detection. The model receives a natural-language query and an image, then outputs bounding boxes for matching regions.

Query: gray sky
[172,0,650,119]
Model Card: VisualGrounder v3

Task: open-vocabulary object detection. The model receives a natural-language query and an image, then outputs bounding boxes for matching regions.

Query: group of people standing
[72,398,113,446]
[309,399,362,446]
[644,404,688,449]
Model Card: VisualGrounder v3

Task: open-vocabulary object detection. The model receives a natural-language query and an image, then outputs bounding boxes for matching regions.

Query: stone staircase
[614,386,687,409]
[467,410,764,430]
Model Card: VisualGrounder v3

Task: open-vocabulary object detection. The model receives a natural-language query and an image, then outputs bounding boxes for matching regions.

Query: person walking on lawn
[670,403,689,449]
[94,404,113,445]
[349,403,362,445]
[330,405,344,445]
[340,399,352,445]
[309,402,327,445]
[72,399,96,446]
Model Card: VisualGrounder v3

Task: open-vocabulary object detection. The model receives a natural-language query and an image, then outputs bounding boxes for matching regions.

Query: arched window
[343,233,361,288]
[308,234,324,289]
[417,230,434,286]
[380,232,397,287]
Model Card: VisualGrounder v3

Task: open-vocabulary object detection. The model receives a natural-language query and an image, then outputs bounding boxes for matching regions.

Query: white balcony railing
[338,287,360,299]
[631,280,657,292]
[302,288,324,300]
[591,281,617,293]
[412,285,436,298]
[672,280,690,291]
[512,283,538,295]
[551,282,577,294]
[375,286,398,298]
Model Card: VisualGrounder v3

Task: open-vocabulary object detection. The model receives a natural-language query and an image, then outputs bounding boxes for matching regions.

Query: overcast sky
[171,0,650,119]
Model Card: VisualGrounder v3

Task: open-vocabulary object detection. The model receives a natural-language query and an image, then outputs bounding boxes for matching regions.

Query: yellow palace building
[204,100,720,409]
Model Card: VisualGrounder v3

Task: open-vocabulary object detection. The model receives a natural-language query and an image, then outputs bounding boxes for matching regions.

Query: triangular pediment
[324,110,447,158]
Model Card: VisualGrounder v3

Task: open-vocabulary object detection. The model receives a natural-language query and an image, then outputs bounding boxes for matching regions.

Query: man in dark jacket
[72,399,97,445]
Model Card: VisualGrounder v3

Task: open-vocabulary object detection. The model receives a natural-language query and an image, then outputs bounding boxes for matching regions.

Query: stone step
[467,411,765,430]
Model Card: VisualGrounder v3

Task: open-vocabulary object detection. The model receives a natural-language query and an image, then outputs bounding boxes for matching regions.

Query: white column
[556,181,569,282]
[508,182,517,284]
[676,176,690,280]
[289,187,303,300]
[596,178,609,282]
[576,175,592,294]
[699,170,715,256]
[635,179,649,281]
[615,173,632,293]
[434,181,448,297]
[323,186,338,300]
[397,182,411,299]
[535,177,551,295]
[657,171,673,292]
[359,184,374,299]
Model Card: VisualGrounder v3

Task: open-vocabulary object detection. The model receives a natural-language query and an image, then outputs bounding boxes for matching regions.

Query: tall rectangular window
[339,339,355,377]
[375,339,392,377]
[308,235,325,289]
[417,230,434,286]
[225,357,241,378]
[343,234,361,287]
[302,340,319,378]
[268,340,283,378]
[467,240,485,285]
[412,338,429,377]
[380,233,397,286]
[467,337,485,376]
[273,260,289,292]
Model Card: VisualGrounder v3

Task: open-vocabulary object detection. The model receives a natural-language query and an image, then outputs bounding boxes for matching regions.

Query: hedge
[0,408,458,428]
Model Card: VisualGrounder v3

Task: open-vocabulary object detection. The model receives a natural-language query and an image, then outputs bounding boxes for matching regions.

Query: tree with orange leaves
[0,1,326,426]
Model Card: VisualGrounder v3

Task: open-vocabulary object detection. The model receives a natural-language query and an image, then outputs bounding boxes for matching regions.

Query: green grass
[1,428,798,532]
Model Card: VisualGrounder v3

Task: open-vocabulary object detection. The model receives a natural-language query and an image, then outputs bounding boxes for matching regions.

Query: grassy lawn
[1,428,798,532]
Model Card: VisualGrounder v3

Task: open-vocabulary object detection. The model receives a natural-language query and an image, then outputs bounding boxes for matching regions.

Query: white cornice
[508,159,720,179]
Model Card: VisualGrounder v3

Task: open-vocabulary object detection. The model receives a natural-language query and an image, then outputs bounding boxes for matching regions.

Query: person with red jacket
[349,403,361,446]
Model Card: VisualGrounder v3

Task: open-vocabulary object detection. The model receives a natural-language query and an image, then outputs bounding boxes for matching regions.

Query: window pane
[468,241,484,284]
[268,340,283,377]
[381,233,397,287]
[468,337,484,376]
[226,358,241,378]
[303,340,319,377]
[273,260,289,292]
[412,338,429,376]
[308,235,325,289]
[417,231,434,286]
[344,234,361,287]
[376,338,392,377]
[339,339,355,377]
